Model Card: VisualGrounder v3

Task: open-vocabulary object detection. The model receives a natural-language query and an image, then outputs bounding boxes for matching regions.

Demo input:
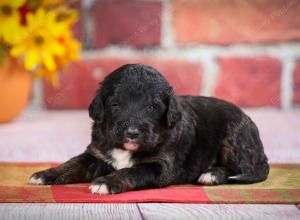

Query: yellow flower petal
[49,40,65,56]
[0,10,25,44]
[43,53,56,71]
[1,0,25,8]
[55,8,78,25]
[26,13,35,28]
[36,8,45,21]
[25,49,40,70]
[10,44,26,57]
[50,71,60,88]
[40,0,63,7]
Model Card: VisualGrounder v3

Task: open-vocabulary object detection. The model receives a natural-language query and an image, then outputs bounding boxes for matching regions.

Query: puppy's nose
[126,127,140,139]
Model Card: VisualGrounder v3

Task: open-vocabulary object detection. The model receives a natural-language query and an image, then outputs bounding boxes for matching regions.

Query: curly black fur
[30,64,269,194]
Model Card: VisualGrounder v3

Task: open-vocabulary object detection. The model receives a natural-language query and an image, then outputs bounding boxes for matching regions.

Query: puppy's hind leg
[197,167,229,185]
[224,119,269,184]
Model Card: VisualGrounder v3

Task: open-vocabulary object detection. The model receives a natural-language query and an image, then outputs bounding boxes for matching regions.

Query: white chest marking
[110,149,134,170]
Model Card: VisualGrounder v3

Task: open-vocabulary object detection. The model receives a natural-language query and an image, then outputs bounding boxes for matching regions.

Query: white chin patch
[123,142,139,151]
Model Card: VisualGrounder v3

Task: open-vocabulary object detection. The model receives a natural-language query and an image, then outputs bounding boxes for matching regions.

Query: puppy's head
[89,64,181,152]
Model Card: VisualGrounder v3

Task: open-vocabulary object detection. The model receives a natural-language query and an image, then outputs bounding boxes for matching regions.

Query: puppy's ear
[89,91,104,122]
[165,89,181,128]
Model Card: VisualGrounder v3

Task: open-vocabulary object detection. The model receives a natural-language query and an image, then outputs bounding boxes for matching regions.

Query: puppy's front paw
[197,172,218,185]
[90,175,126,195]
[29,168,60,185]
[29,174,45,185]
[89,183,109,194]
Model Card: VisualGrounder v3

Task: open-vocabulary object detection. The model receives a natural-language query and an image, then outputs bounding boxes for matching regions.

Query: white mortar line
[81,43,300,61]
[200,57,219,96]
[82,0,96,49]
[80,43,300,106]
[161,0,175,49]
[281,59,295,109]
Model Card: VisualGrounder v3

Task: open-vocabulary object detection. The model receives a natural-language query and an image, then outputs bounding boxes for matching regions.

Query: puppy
[30,64,269,194]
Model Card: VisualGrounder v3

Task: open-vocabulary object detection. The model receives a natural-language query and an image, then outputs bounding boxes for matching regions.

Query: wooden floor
[1,204,300,220]
[0,109,300,220]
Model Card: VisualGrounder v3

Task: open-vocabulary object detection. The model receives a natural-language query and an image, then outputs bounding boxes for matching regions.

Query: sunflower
[57,32,80,65]
[55,7,78,27]
[38,0,63,7]
[0,0,26,44]
[33,33,80,87]
[33,31,80,87]
[10,8,67,72]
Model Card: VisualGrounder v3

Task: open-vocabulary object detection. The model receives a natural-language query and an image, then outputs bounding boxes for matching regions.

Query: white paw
[29,176,45,185]
[197,172,217,185]
[89,183,109,194]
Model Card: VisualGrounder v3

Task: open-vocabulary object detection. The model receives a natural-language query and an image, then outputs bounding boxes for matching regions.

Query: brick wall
[43,0,300,109]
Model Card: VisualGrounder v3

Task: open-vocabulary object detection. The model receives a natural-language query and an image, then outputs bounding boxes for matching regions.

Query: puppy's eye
[111,103,119,107]
[148,104,156,111]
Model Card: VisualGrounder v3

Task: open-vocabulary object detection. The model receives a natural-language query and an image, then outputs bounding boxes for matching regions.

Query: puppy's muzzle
[123,127,140,151]
[125,127,140,140]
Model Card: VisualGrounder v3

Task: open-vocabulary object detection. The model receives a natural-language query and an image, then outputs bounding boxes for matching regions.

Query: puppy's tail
[227,162,269,184]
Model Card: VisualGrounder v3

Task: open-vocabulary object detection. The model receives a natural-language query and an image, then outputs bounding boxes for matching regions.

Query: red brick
[140,58,202,96]
[91,0,162,48]
[293,61,300,104]
[71,1,82,42]
[213,57,282,107]
[43,58,202,109]
[172,0,300,45]
[43,62,100,109]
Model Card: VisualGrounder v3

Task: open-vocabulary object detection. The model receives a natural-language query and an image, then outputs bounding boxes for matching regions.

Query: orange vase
[0,56,32,123]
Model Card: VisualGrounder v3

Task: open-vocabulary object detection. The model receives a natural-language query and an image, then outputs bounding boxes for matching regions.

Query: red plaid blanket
[1,163,299,204]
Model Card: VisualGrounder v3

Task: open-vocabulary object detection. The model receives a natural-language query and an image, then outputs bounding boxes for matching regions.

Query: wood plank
[138,204,300,220]
[0,203,142,220]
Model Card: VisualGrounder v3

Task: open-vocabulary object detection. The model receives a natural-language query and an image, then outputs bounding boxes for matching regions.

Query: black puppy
[30,64,269,194]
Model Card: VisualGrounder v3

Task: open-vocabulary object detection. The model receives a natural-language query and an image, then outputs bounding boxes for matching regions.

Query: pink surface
[0,109,299,163]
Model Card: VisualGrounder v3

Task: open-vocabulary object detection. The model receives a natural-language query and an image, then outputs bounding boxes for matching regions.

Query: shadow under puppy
[30,64,269,194]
